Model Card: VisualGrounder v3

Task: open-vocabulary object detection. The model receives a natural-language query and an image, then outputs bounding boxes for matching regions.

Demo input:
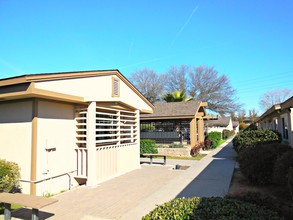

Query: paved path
[8,140,236,220]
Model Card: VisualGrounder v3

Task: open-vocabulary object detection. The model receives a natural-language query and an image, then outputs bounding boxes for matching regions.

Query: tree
[162,90,192,102]
[129,68,165,103]
[248,108,258,123]
[163,65,189,93]
[259,89,292,110]
[234,109,246,123]
[188,66,241,115]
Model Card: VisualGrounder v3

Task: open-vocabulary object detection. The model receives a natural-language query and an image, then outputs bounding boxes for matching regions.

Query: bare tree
[234,109,246,123]
[259,89,292,110]
[188,66,241,115]
[164,65,189,93]
[129,68,165,103]
[248,108,258,122]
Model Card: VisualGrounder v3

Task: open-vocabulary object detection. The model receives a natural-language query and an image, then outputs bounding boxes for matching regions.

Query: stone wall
[157,146,191,157]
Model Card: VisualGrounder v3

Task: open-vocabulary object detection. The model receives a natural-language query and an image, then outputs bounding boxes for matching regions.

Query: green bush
[233,129,281,153]
[142,197,282,220]
[226,191,280,214]
[222,129,233,139]
[288,168,293,200]
[0,159,21,192]
[207,131,222,149]
[273,150,293,186]
[140,139,158,155]
[238,143,291,185]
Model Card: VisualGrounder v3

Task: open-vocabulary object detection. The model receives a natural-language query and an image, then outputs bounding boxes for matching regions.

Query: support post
[32,208,39,220]
[86,102,98,186]
[4,203,11,220]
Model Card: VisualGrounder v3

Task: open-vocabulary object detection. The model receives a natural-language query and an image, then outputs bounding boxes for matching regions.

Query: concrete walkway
[9,140,236,220]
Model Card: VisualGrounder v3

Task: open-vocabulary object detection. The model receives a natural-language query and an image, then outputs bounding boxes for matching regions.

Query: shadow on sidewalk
[176,143,236,198]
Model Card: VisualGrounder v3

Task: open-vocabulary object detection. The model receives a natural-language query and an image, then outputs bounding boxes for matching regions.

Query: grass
[0,204,23,214]
[218,139,227,146]
[167,154,207,160]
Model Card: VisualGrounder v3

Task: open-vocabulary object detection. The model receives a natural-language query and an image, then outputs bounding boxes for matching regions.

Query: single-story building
[140,101,208,146]
[0,70,153,195]
[232,121,240,133]
[257,96,293,147]
[205,116,233,134]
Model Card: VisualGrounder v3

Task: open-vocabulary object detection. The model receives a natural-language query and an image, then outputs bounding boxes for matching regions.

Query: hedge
[0,159,21,193]
[222,129,234,139]
[288,168,293,200]
[238,143,291,185]
[142,197,282,220]
[207,131,222,149]
[140,139,158,155]
[273,150,293,186]
[233,129,281,153]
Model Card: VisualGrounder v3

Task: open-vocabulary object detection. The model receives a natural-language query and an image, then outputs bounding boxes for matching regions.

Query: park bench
[143,153,167,165]
[0,192,58,220]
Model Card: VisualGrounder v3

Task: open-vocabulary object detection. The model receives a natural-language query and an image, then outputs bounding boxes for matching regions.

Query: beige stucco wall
[35,100,79,195]
[0,100,33,194]
[95,143,140,183]
[34,75,152,112]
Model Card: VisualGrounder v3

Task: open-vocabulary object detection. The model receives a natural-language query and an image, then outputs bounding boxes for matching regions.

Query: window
[112,77,120,97]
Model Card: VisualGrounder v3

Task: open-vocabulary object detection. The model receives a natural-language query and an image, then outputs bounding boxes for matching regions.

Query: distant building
[140,101,208,146]
[256,96,293,147]
[205,116,233,134]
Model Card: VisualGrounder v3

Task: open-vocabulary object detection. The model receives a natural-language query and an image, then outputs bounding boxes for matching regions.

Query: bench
[0,192,58,220]
[143,154,167,165]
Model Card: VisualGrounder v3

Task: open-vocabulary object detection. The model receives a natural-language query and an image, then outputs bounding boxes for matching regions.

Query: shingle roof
[206,117,231,127]
[232,121,239,127]
[140,101,202,119]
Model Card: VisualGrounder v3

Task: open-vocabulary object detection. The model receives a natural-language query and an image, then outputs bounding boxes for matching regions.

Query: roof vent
[112,77,120,97]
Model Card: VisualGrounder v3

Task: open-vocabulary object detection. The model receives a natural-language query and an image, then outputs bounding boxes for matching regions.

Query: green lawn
[167,154,207,160]
[0,204,22,214]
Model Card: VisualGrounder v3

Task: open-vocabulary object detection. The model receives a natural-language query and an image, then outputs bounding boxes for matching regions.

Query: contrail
[171,5,199,47]
[118,55,173,70]
[0,58,26,78]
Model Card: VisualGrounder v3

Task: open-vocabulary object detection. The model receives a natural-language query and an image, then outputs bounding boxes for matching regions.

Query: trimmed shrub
[239,122,248,130]
[142,197,282,220]
[238,143,291,185]
[207,131,221,149]
[0,159,21,193]
[226,191,280,214]
[288,167,293,200]
[273,150,293,186]
[222,129,230,139]
[140,139,158,155]
[190,142,204,156]
[203,137,212,150]
[233,129,281,153]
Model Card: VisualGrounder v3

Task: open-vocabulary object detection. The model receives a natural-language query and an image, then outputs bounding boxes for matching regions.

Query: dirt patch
[228,168,293,220]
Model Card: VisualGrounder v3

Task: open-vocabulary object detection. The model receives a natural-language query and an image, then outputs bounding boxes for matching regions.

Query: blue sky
[0,0,292,115]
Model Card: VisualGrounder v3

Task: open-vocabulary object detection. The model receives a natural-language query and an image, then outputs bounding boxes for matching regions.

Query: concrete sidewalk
[9,140,236,220]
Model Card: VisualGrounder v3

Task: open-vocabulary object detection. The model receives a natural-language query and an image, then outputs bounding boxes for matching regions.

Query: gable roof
[206,117,231,127]
[232,121,240,127]
[140,101,206,119]
[257,96,293,122]
[0,69,154,112]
